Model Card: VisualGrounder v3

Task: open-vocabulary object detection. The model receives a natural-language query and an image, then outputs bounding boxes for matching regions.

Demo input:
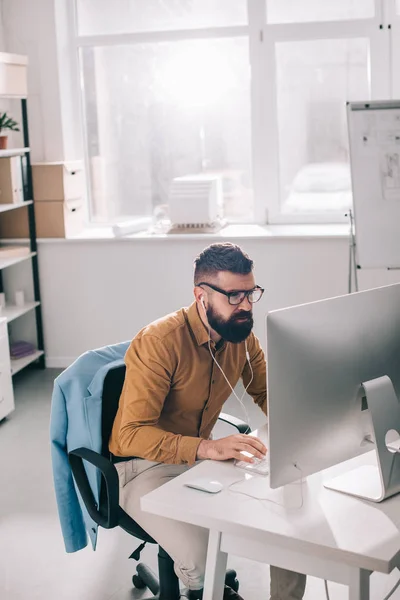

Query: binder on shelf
[0,155,24,204]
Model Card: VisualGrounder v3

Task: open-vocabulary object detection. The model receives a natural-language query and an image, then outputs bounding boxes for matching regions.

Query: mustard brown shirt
[109,302,267,465]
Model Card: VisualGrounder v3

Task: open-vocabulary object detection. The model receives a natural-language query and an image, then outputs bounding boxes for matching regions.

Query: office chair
[68,364,249,599]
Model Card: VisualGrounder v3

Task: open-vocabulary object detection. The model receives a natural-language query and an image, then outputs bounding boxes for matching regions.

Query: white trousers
[116,459,306,598]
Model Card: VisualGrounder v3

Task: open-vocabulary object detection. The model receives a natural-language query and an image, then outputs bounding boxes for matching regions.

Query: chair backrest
[98,363,157,543]
[101,364,126,457]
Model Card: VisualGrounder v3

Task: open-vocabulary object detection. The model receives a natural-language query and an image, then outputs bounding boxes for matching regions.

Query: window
[266,0,375,24]
[81,37,252,222]
[276,38,370,216]
[73,0,390,225]
[77,0,247,34]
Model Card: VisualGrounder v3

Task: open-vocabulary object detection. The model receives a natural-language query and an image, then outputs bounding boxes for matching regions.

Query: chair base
[132,548,239,600]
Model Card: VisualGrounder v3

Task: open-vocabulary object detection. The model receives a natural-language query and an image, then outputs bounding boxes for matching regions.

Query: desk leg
[348,569,370,600]
[203,530,228,600]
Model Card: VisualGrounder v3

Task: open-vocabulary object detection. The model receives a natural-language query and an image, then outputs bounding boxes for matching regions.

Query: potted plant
[0,112,20,149]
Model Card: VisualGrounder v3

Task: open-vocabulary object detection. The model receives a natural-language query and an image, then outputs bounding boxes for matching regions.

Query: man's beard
[206,305,253,343]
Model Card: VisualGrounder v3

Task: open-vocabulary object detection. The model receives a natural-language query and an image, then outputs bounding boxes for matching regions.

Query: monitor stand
[324,375,400,503]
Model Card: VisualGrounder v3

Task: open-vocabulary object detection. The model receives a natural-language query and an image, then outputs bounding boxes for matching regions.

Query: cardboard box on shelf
[0,204,27,238]
[32,161,84,202]
[0,198,84,238]
[35,198,84,238]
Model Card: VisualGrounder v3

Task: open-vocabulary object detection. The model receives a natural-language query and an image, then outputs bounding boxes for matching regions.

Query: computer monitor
[266,283,400,502]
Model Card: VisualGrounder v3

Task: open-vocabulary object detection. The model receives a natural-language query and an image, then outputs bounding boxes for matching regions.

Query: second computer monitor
[266,283,400,498]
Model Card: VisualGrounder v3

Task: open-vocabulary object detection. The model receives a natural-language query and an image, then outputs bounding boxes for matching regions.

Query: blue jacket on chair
[50,342,130,553]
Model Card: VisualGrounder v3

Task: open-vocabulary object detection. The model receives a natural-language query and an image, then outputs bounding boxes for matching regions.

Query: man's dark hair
[194,243,253,283]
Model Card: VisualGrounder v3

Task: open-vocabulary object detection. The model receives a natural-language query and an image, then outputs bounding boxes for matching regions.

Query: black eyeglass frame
[196,282,265,305]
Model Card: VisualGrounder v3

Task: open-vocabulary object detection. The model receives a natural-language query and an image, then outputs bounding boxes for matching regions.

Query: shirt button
[205,407,209,411]
[211,380,215,384]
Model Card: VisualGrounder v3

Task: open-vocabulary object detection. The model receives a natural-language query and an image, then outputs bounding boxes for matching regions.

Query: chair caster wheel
[132,574,146,589]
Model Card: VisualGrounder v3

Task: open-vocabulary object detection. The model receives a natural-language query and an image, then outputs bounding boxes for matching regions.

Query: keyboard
[234,456,269,476]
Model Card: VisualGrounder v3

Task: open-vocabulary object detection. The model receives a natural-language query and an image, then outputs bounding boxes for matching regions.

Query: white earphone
[199,295,253,432]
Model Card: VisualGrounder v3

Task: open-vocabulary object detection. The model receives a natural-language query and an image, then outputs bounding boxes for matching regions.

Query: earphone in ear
[200,297,206,311]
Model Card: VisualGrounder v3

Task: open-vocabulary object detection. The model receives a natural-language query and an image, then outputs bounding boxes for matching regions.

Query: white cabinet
[0,318,14,421]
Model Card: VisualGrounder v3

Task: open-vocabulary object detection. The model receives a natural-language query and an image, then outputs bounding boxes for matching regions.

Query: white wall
[2,0,74,162]
[34,234,400,367]
[0,5,5,51]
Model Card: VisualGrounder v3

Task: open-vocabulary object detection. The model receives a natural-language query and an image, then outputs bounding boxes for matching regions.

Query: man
[109,242,306,600]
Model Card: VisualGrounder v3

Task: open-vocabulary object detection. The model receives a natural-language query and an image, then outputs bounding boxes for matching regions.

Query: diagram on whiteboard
[380,150,400,201]
[358,111,400,201]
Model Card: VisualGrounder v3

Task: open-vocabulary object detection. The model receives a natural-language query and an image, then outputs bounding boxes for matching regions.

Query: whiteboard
[348,100,400,268]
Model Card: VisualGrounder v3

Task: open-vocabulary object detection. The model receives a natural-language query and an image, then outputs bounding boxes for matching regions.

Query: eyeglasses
[196,282,265,305]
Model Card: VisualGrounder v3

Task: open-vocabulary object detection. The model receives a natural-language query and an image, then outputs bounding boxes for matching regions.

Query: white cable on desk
[227,463,304,509]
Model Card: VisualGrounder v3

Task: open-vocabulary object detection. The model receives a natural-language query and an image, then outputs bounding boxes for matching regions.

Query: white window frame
[70,0,392,226]
[260,0,390,224]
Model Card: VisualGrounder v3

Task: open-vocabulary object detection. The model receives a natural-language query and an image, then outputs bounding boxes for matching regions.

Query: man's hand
[196,434,267,463]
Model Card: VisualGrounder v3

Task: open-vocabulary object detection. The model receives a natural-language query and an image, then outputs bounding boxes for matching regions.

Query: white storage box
[0,53,28,98]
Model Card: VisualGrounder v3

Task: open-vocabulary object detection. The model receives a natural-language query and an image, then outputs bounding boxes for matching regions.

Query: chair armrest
[68,447,119,529]
[218,412,250,434]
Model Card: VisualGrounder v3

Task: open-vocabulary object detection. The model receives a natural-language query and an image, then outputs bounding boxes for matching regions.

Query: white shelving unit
[0,251,36,270]
[0,147,29,158]
[0,200,32,214]
[0,53,44,420]
[2,301,40,324]
[11,350,44,376]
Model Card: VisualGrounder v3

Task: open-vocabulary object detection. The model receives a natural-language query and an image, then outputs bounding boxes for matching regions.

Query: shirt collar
[187,301,211,347]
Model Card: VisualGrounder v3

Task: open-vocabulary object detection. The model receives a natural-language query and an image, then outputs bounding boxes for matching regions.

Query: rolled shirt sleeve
[114,335,202,465]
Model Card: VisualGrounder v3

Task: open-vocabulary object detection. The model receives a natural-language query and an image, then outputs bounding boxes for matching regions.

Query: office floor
[1,369,400,600]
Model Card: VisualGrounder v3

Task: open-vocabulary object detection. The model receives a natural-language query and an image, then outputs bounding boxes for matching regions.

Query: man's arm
[115,335,202,465]
[241,333,267,415]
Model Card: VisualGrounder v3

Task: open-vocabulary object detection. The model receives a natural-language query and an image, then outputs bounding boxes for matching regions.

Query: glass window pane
[267,0,375,24]
[81,38,252,223]
[77,0,247,35]
[275,38,370,214]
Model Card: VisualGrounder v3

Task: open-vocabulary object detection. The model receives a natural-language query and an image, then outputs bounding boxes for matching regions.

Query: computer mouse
[184,478,223,494]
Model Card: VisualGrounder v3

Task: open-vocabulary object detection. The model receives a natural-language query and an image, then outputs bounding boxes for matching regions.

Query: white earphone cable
[207,335,253,432]
[201,298,253,432]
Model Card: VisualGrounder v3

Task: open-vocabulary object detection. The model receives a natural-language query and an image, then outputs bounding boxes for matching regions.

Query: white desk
[141,426,400,600]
